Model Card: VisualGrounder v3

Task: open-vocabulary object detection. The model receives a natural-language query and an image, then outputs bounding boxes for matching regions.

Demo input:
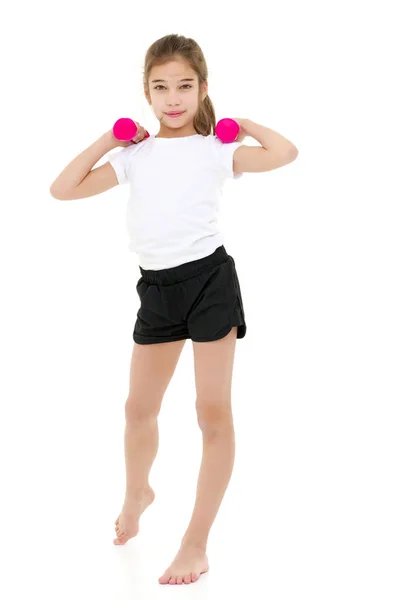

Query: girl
[50,33,298,586]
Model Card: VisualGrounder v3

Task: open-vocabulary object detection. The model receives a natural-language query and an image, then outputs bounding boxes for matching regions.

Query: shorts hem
[191,321,246,343]
[133,332,189,345]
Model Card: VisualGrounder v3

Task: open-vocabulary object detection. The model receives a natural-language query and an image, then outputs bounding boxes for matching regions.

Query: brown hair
[143,34,216,136]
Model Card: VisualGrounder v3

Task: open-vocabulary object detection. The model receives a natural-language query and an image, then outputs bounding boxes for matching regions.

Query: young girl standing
[50,33,298,585]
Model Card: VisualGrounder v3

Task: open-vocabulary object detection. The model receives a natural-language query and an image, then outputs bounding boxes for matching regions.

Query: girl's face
[145,59,207,135]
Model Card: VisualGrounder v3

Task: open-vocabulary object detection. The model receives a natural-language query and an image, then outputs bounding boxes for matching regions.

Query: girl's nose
[167,94,180,103]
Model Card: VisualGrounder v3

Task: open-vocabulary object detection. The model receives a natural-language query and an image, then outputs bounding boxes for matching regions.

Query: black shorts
[133,245,247,344]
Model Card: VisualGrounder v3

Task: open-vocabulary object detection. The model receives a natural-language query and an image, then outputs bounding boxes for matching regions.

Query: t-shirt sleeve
[211,136,244,180]
[107,143,143,185]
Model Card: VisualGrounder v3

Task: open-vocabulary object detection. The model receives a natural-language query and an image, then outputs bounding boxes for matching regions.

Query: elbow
[50,185,66,200]
[278,145,298,166]
[287,144,299,161]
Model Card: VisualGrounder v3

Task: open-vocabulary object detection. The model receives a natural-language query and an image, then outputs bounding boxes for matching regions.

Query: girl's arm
[50,131,118,199]
[235,119,298,155]
[232,119,298,174]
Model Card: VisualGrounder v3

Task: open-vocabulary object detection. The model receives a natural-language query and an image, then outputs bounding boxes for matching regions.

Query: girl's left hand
[232,118,249,143]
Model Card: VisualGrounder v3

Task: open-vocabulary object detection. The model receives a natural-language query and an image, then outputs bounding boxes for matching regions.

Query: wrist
[101,130,119,151]
[241,119,253,133]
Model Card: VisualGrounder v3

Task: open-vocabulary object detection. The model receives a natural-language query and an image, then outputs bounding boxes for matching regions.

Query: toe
[184,574,191,584]
[191,572,198,582]
[158,573,170,584]
[169,576,177,584]
[176,576,183,584]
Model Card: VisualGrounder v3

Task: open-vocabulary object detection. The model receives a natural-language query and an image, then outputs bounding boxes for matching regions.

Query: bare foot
[113,487,155,545]
[158,543,209,585]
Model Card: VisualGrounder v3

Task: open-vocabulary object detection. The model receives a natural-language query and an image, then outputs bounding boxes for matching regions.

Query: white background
[1,0,399,598]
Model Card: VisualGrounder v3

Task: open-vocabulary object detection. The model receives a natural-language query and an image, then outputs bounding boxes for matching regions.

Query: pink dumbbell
[113,118,150,142]
[215,118,240,143]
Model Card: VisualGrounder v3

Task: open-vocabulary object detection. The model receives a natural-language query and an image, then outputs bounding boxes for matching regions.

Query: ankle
[124,485,153,503]
[181,536,208,552]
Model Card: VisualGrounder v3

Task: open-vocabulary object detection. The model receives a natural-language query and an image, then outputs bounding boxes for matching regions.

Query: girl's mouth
[165,111,185,118]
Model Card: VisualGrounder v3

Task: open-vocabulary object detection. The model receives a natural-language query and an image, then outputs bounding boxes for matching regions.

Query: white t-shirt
[107,133,243,270]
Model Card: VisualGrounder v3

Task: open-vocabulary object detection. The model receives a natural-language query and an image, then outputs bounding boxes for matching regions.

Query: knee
[125,396,159,424]
[195,397,233,433]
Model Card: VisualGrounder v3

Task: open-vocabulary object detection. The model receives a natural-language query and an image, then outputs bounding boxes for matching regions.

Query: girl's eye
[154,85,192,90]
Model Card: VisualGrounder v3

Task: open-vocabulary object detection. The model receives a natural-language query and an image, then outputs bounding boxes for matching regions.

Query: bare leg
[114,418,157,545]
[123,417,157,503]
[159,327,237,584]
[183,413,235,547]
[114,339,186,545]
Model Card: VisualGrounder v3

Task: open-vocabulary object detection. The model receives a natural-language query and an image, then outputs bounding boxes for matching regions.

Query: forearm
[242,119,297,155]
[50,131,117,195]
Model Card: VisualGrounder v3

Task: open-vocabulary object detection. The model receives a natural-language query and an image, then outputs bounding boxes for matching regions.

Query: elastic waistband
[139,245,230,285]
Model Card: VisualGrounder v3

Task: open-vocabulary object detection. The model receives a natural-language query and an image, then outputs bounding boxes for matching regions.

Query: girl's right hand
[109,121,149,148]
